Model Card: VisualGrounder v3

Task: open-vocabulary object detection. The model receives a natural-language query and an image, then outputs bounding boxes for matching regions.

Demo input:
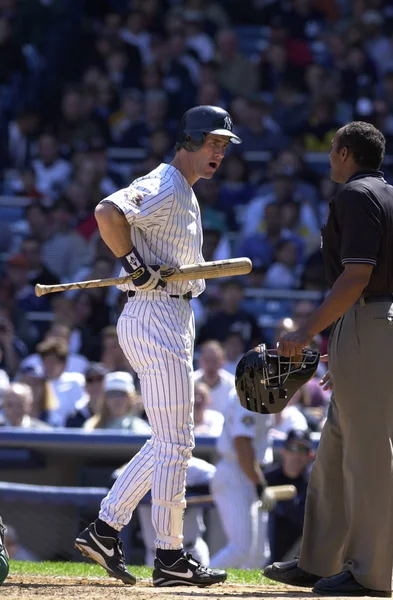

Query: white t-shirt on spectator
[31,158,72,200]
[270,405,308,439]
[48,372,86,427]
[194,408,224,438]
[193,368,235,416]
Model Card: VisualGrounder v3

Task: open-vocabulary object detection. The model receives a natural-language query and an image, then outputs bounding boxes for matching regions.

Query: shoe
[313,571,391,597]
[263,558,321,587]
[153,552,227,587]
[75,523,136,585]
[0,517,9,585]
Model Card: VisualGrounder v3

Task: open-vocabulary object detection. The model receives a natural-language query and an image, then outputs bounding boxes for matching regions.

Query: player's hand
[133,264,166,291]
[260,488,277,512]
[277,326,312,358]
[319,369,333,391]
[121,248,166,291]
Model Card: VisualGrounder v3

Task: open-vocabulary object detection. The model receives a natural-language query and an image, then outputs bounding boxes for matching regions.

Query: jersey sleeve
[335,188,382,267]
[231,400,258,440]
[101,181,173,228]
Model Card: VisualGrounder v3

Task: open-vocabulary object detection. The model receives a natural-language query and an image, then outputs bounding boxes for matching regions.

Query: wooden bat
[185,484,297,511]
[34,257,252,297]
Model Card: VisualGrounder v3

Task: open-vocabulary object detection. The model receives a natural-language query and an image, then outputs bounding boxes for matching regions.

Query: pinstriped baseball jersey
[101,163,205,297]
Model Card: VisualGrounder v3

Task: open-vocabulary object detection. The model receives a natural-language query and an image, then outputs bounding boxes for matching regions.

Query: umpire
[263,122,393,597]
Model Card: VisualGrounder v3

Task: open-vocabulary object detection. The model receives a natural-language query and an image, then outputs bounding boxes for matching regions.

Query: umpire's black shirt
[321,170,393,294]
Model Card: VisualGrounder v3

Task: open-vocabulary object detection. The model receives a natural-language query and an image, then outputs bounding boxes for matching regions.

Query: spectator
[21,322,89,375]
[2,254,51,318]
[263,238,302,289]
[109,87,147,147]
[292,377,331,432]
[242,166,319,240]
[15,364,59,426]
[264,429,315,562]
[66,363,108,428]
[83,371,150,432]
[20,236,59,288]
[0,382,51,429]
[193,340,235,416]
[54,88,107,157]
[43,199,91,280]
[214,28,260,97]
[217,152,257,231]
[0,314,28,378]
[233,97,289,154]
[100,325,134,374]
[210,388,273,569]
[197,279,261,349]
[236,202,306,270]
[4,108,40,170]
[30,133,72,202]
[193,381,224,437]
[222,331,246,376]
[35,337,85,427]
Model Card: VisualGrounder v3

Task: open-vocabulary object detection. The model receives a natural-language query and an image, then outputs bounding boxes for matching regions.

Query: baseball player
[209,387,273,569]
[75,105,242,587]
[136,456,216,567]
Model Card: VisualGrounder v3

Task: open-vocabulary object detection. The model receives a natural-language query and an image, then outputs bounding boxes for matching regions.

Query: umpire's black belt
[356,293,393,305]
[127,290,192,301]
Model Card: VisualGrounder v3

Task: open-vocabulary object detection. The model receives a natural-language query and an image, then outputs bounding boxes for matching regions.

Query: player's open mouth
[209,161,218,169]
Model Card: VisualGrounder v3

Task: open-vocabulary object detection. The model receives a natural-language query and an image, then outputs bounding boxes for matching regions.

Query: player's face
[196,134,230,179]
[329,129,346,184]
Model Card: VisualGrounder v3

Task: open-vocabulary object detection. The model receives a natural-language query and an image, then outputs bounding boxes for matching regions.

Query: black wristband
[120,247,145,274]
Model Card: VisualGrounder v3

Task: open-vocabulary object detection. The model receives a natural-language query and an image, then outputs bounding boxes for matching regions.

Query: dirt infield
[0,575,361,600]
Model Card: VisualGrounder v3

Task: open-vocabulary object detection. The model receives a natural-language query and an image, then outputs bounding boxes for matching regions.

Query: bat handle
[35,284,46,297]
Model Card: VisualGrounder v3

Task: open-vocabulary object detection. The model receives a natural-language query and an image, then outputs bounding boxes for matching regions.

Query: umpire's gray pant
[298,300,393,593]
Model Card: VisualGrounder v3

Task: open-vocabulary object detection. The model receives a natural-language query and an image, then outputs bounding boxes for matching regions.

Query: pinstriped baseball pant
[209,458,270,568]
[99,293,195,550]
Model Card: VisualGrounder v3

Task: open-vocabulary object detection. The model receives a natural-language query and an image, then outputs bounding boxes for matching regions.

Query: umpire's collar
[346,170,385,183]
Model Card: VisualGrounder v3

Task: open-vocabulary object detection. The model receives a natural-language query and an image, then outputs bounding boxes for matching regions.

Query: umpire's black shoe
[263,558,321,588]
[313,571,391,597]
[153,552,227,587]
[75,523,136,585]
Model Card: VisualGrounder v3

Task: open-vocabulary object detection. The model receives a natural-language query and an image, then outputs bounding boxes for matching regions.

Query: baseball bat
[185,484,297,510]
[34,257,252,297]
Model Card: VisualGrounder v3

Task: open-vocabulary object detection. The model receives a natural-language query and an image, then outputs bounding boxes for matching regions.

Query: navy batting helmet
[235,344,320,414]
[175,105,242,152]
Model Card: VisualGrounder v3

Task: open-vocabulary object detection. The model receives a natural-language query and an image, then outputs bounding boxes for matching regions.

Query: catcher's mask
[235,344,320,414]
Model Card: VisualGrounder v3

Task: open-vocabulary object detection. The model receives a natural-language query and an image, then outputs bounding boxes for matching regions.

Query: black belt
[356,294,393,305]
[127,290,192,301]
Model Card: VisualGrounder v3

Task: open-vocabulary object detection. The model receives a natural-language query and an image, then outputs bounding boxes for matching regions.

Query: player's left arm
[234,436,265,487]
[278,190,381,356]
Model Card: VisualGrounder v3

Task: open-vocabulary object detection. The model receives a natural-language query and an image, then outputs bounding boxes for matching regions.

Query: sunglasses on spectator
[86,376,104,383]
[285,443,311,455]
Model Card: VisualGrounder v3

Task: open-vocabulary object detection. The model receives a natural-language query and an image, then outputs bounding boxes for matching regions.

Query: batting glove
[121,247,166,291]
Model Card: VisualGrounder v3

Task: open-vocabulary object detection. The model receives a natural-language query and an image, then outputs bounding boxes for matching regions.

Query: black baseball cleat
[153,552,227,587]
[263,558,321,587]
[75,523,136,585]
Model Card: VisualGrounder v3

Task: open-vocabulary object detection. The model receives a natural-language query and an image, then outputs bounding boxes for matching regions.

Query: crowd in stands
[0,0,392,566]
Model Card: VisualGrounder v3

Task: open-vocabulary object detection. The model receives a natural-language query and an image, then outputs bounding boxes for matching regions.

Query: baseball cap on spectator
[285,429,313,451]
[104,371,135,395]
